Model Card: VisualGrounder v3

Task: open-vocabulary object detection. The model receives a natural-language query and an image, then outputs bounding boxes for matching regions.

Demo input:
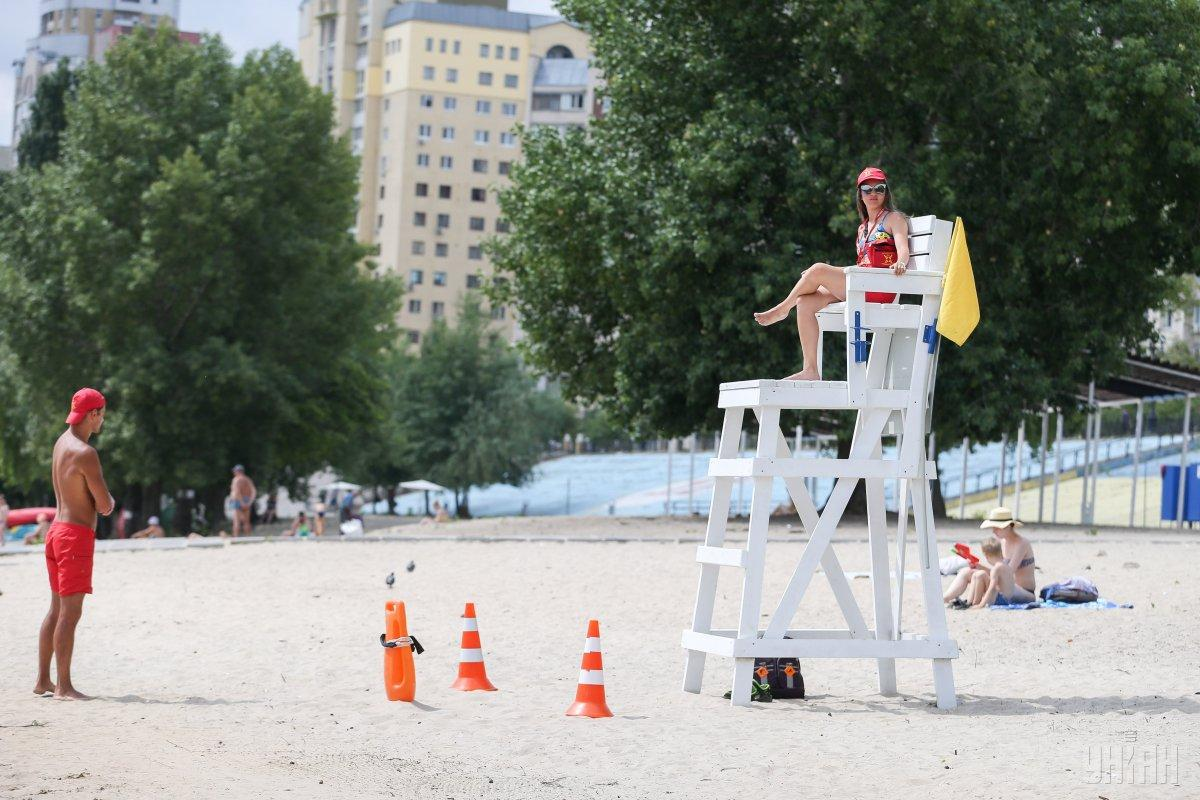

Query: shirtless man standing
[229,465,256,537]
[36,388,114,700]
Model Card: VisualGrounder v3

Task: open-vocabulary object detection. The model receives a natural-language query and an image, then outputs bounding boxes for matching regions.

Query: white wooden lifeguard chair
[681,215,959,708]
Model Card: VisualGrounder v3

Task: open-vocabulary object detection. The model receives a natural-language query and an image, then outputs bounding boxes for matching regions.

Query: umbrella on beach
[399,479,449,516]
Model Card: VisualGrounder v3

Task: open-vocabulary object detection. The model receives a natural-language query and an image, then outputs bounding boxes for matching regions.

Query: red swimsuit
[856,211,898,304]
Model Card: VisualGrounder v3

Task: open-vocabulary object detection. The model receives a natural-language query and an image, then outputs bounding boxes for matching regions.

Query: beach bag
[1039,577,1099,604]
[753,656,805,700]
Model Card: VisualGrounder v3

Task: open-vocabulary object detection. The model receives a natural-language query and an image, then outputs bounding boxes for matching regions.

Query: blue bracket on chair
[922,318,939,355]
[853,311,869,363]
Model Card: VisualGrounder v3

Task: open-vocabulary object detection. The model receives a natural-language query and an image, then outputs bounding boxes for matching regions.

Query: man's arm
[81,448,115,516]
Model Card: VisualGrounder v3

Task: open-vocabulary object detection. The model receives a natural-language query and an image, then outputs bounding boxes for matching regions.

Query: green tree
[16,59,78,170]
[0,27,400,530]
[392,298,569,517]
[492,0,1200,459]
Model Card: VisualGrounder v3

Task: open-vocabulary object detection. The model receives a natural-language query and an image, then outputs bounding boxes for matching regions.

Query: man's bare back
[52,430,110,530]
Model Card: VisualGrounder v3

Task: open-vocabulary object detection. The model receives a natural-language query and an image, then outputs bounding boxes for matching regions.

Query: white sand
[2,516,1198,799]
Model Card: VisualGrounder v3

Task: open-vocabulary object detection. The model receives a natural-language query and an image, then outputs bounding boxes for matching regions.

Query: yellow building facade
[298,1,596,345]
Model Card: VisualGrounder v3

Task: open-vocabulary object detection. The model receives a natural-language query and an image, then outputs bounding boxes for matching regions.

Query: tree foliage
[16,59,78,170]
[0,28,400,526]
[492,0,1200,447]
[391,298,569,517]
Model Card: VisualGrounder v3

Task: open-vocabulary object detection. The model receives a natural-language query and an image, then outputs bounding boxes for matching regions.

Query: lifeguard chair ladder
[681,215,959,708]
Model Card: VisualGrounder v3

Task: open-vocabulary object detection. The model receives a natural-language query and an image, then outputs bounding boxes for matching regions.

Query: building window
[409,269,424,285]
[439,38,447,53]
[407,330,421,344]
[432,302,446,319]
[437,213,450,229]
[385,70,392,84]
[470,216,485,231]
[435,244,448,258]
[379,156,388,175]
[1167,311,1174,327]
[496,218,511,233]
[446,68,458,83]
[471,188,487,202]
[490,305,507,320]
[357,43,369,60]
[417,153,430,167]
[425,37,433,52]
[468,245,483,260]
[382,127,390,141]
[418,124,432,141]
[494,44,504,60]
[466,275,482,289]
[478,71,493,86]
[500,132,516,147]
[501,102,517,117]
[472,159,488,173]
[355,71,365,94]
[411,241,425,255]
[438,185,451,199]
[380,184,386,199]
[509,47,519,60]
[423,66,435,80]
[434,271,448,286]
[440,156,453,170]
[442,126,455,141]
[474,130,490,145]
[413,212,427,227]
[377,214,384,229]
[354,98,364,113]
[384,98,391,112]
[480,43,490,57]
[476,100,491,114]
[443,97,457,111]
[415,182,428,197]
[408,299,422,313]
[421,94,434,108]
[453,40,461,55]
[504,74,519,89]
[498,161,511,176]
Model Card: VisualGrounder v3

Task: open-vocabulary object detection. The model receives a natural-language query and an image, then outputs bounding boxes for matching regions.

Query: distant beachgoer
[351,490,364,519]
[115,507,133,539]
[25,513,52,546]
[974,507,1036,607]
[0,493,9,547]
[313,502,326,537]
[339,490,355,522]
[130,516,165,539]
[420,500,450,525]
[229,465,256,537]
[285,511,313,537]
[943,538,1002,608]
[263,491,278,525]
[37,387,114,700]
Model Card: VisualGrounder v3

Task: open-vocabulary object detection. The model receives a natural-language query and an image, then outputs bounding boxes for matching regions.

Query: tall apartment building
[298,0,598,345]
[11,1,188,153]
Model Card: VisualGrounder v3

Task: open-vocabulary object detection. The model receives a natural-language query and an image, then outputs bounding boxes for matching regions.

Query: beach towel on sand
[990,598,1133,610]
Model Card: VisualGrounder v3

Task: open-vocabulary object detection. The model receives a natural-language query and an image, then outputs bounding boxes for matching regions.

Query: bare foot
[52,688,91,701]
[753,305,791,327]
[33,681,55,696]
[782,368,820,382]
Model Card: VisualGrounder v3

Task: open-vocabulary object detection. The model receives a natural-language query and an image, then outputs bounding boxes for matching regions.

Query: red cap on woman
[856,166,888,185]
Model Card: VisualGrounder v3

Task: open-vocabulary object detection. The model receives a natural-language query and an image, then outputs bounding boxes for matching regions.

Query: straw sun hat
[980,507,1023,529]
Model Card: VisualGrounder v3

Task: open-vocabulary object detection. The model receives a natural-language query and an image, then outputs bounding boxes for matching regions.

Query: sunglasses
[860,183,888,196]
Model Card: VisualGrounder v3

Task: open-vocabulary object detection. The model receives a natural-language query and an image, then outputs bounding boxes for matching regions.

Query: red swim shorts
[44,521,96,596]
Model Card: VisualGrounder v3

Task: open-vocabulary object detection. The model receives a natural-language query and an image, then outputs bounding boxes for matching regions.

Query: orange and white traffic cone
[566,619,613,718]
[450,602,497,692]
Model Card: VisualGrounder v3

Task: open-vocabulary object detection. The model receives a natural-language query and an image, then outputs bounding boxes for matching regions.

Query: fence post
[1081,382,1096,525]
[1052,412,1064,524]
[665,438,675,516]
[959,436,969,520]
[998,432,1008,507]
[1130,401,1143,528]
[1014,420,1025,520]
[1037,408,1049,523]
[1176,394,1192,530]
[688,433,696,516]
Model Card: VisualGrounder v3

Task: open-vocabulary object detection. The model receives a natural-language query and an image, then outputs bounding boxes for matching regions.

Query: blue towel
[990,597,1133,610]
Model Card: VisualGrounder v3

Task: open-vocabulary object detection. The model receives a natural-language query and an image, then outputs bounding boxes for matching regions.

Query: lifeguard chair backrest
[881,216,954,437]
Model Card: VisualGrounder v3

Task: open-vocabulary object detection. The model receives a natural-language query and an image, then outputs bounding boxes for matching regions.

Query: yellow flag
[936,217,979,346]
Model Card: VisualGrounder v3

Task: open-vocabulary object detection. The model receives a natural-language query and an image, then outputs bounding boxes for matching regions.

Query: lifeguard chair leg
[866,474,898,695]
[912,480,957,709]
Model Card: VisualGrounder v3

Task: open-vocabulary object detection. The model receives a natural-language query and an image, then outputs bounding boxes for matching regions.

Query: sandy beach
[1,516,1197,799]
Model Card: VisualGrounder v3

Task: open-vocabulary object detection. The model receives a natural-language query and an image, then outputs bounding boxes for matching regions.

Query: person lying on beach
[24,513,52,546]
[284,511,312,537]
[943,538,1002,608]
[130,516,165,539]
[973,507,1037,607]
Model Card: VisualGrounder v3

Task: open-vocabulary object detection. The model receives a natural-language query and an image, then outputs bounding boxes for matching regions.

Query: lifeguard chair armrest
[843,267,943,297]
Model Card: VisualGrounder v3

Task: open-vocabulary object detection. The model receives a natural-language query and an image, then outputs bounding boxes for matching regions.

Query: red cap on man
[856,166,888,185]
[65,388,106,425]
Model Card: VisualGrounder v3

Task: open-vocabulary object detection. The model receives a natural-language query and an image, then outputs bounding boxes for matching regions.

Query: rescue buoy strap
[379,633,425,654]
